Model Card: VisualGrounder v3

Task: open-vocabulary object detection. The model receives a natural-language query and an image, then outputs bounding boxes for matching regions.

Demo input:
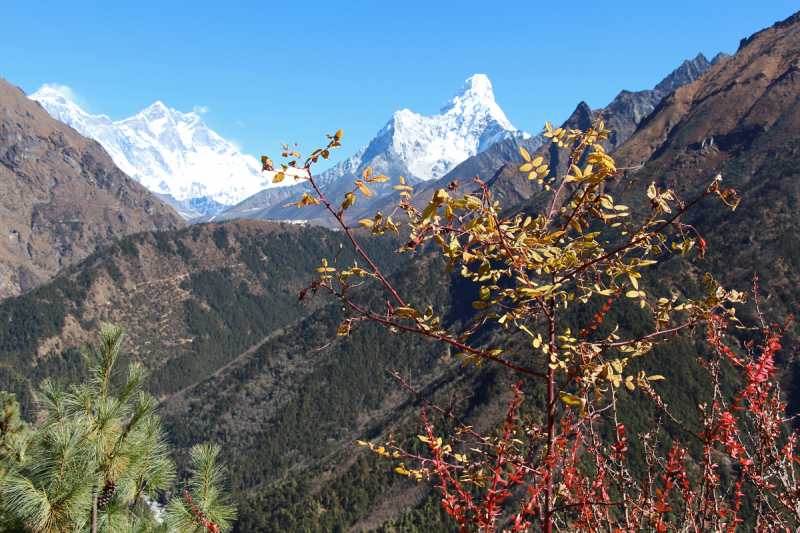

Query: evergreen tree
[0,391,29,468]
[164,444,237,533]
[0,323,236,533]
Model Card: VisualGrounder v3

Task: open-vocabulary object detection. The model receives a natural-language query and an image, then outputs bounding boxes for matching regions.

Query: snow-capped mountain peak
[315,74,533,186]
[440,73,496,113]
[29,89,293,218]
[31,74,532,220]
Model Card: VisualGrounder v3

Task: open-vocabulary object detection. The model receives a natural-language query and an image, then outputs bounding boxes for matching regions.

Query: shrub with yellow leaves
[263,116,798,532]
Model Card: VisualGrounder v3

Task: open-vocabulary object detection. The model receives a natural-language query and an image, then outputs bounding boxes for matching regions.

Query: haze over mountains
[2,9,800,533]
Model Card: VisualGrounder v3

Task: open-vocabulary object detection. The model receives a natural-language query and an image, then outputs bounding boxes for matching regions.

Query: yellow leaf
[519,163,533,172]
[395,307,421,317]
[648,375,665,381]
[532,156,544,167]
[358,183,373,197]
[625,290,640,298]
[273,172,285,183]
[558,392,583,406]
[334,129,343,141]
[358,219,374,228]
[519,147,531,162]
[421,203,437,224]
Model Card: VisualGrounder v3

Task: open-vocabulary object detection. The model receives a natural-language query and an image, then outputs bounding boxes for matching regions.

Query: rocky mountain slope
[491,9,800,361]
[29,89,296,218]
[606,10,800,334]
[0,78,184,298]
[472,52,728,208]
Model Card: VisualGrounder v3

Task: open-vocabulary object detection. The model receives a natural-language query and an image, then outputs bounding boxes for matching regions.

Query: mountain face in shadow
[480,52,725,209]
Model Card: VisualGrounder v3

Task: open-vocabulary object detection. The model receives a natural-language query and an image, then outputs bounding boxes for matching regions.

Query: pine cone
[98,479,117,509]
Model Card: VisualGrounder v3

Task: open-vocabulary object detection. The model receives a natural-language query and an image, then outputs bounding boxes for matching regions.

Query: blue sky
[3,1,798,172]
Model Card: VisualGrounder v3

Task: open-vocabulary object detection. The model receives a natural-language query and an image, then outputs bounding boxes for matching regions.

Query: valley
[2,9,800,533]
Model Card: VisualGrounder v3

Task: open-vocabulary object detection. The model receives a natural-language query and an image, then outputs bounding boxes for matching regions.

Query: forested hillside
[0,220,406,417]
[167,242,735,532]
[2,10,800,533]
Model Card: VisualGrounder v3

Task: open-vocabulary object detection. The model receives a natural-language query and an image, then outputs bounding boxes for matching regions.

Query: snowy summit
[30,74,529,219]
[29,88,291,218]
[315,74,531,186]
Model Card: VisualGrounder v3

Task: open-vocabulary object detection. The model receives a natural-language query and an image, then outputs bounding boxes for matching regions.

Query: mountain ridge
[474,51,726,209]
[353,51,726,220]
[29,89,298,218]
[0,77,185,297]
[193,74,536,225]
[312,74,532,187]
